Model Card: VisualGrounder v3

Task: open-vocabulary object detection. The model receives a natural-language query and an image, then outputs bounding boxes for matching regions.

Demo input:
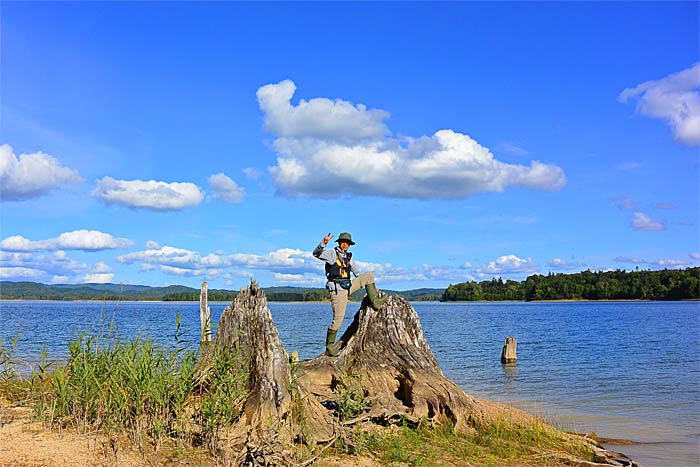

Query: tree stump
[210,281,295,448]
[501,336,517,364]
[296,294,491,435]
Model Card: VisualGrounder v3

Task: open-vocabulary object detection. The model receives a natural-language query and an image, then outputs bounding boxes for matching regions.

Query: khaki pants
[328,272,375,331]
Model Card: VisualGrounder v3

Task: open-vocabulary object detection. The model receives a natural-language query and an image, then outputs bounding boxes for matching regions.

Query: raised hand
[322,232,334,245]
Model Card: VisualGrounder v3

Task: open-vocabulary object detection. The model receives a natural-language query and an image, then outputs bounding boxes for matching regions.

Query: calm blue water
[1,300,698,467]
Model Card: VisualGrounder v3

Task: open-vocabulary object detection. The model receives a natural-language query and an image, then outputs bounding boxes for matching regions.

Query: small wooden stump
[200,281,211,344]
[501,336,517,364]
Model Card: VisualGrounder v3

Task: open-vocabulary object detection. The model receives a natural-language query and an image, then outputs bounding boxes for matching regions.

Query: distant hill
[0,281,199,301]
[0,281,445,302]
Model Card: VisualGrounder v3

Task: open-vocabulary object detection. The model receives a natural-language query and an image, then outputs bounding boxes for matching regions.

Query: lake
[0,299,698,467]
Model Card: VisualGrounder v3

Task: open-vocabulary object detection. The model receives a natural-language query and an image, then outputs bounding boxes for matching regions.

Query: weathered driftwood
[209,281,645,467]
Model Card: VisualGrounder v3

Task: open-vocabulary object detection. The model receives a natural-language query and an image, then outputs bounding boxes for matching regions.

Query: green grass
[334,415,594,467]
[333,371,370,421]
[0,316,249,458]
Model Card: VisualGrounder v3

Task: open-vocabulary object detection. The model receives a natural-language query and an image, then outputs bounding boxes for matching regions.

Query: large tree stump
[211,281,295,448]
[209,281,643,467]
[295,295,496,435]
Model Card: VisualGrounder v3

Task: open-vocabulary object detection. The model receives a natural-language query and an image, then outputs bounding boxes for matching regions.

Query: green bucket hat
[335,232,355,245]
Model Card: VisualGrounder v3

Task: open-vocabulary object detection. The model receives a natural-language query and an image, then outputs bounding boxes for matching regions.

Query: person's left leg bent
[350,272,386,310]
[349,272,374,294]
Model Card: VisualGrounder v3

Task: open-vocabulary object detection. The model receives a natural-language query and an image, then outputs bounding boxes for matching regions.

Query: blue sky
[1,2,698,291]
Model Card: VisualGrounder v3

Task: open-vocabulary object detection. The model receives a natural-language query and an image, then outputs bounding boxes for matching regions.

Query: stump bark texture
[212,281,294,445]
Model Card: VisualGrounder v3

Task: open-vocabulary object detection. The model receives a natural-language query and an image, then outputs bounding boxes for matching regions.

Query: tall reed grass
[12,313,249,455]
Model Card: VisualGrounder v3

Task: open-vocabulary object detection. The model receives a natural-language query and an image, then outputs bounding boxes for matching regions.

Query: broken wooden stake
[200,281,211,344]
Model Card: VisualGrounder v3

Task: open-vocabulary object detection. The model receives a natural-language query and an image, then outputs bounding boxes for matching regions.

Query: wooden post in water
[501,336,517,364]
[200,281,211,344]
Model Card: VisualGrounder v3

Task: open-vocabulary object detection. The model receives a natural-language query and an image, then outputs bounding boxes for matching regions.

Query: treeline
[442,267,700,301]
[163,290,238,301]
[162,289,330,302]
[1,281,445,302]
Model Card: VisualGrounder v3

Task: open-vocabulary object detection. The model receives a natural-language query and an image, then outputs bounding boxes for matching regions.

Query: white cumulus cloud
[92,177,204,211]
[117,244,321,277]
[146,240,161,250]
[689,252,700,260]
[257,79,390,141]
[83,261,114,283]
[475,254,540,276]
[0,267,45,279]
[230,248,318,273]
[0,144,83,201]
[0,230,133,252]
[208,173,245,203]
[631,212,666,231]
[0,250,92,282]
[619,63,700,146]
[651,259,689,269]
[257,80,566,199]
[272,272,325,285]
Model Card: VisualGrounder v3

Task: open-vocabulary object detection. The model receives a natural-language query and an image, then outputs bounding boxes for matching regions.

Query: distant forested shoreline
[0,281,442,302]
[442,267,699,301]
[1,267,697,302]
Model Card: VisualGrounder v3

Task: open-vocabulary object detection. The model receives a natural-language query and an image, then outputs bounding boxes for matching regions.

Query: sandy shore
[0,405,147,467]
[0,403,381,467]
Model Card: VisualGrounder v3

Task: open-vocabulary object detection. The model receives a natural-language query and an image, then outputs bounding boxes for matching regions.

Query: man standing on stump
[313,232,386,356]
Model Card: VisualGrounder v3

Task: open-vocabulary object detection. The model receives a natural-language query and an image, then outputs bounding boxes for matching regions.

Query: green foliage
[470,415,592,462]
[333,372,370,421]
[0,335,30,403]
[0,281,198,301]
[0,335,20,381]
[302,289,330,301]
[522,267,700,301]
[396,288,445,301]
[337,416,593,467]
[163,290,239,301]
[197,346,248,447]
[442,277,526,301]
[20,316,248,454]
[30,327,200,447]
[442,267,700,302]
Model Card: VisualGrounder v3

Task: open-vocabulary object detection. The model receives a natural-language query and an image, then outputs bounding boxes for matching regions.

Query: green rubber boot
[325,328,339,357]
[366,283,387,310]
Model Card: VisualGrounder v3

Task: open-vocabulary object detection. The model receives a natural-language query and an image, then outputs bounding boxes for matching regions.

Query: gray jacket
[313,242,360,288]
